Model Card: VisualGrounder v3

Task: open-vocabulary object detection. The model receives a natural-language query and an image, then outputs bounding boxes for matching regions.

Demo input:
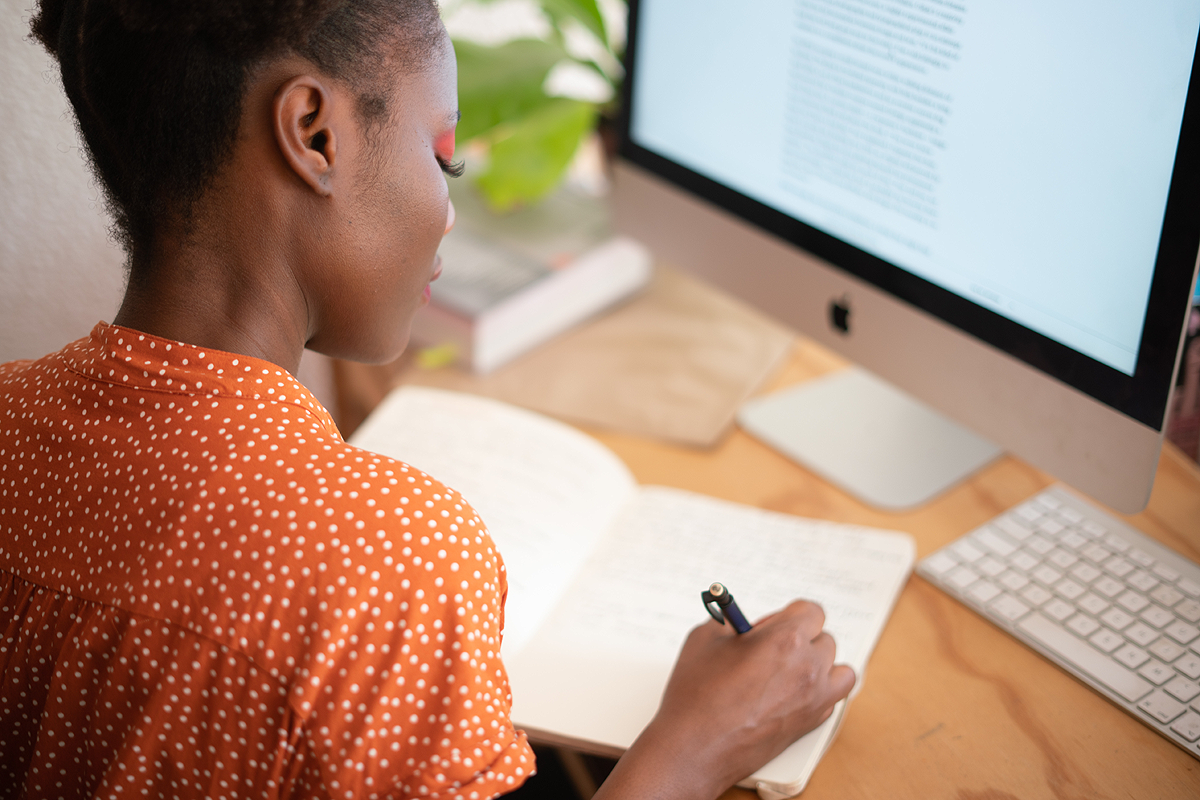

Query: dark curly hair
[30,0,443,273]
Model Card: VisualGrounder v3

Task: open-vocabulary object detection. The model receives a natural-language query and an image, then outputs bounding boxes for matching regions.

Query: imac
[613,0,1200,513]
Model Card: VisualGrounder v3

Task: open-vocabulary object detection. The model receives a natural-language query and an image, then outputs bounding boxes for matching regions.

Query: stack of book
[415,230,650,373]
[411,180,652,373]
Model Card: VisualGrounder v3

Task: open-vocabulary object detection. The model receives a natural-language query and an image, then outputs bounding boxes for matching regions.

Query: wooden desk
[581,339,1200,800]
[345,335,1200,799]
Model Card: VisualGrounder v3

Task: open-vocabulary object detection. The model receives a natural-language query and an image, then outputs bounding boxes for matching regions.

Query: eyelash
[438,158,465,179]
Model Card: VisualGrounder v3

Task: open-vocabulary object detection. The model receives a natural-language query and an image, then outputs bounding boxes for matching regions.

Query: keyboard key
[1066,614,1100,638]
[1129,548,1155,568]
[1016,503,1043,523]
[1164,621,1200,645]
[1082,543,1112,564]
[1150,584,1184,608]
[1153,563,1181,582]
[1175,652,1200,681]
[1077,593,1109,616]
[1060,507,1084,524]
[1070,563,1102,583]
[1104,533,1131,553]
[1175,599,1200,623]
[923,552,959,575]
[977,556,1006,577]
[1027,535,1054,555]
[1127,570,1159,593]
[1149,637,1185,663]
[1082,520,1107,537]
[1011,551,1041,572]
[1178,578,1200,599]
[949,566,980,589]
[1035,494,1061,510]
[1114,644,1151,669]
[1104,557,1135,578]
[1060,531,1089,550]
[1090,628,1124,653]
[1033,565,1064,586]
[952,539,985,563]
[1139,605,1174,629]
[1137,689,1186,723]
[1044,598,1075,621]
[1037,518,1064,536]
[1018,613,1152,702]
[1165,676,1200,703]
[1117,591,1150,613]
[1125,622,1160,647]
[1169,710,1200,742]
[1021,585,1053,606]
[999,571,1029,592]
[1138,660,1176,686]
[1093,576,1125,598]
[1048,549,1078,569]
[1101,607,1135,630]
[975,527,1016,557]
[989,594,1030,623]
[1054,579,1085,600]
[968,580,1001,604]
[996,516,1032,541]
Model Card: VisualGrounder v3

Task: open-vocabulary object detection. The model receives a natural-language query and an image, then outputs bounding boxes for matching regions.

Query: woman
[0,1,855,798]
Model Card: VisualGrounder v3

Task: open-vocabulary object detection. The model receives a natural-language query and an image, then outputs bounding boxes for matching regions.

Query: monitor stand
[738,367,1003,510]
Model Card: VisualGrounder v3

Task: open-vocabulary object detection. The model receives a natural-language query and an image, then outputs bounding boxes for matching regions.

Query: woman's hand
[591,600,855,800]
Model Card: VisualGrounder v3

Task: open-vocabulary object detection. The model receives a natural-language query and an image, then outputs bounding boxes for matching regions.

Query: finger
[775,599,826,638]
[827,664,856,701]
[808,630,838,664]
[751,610,780,626]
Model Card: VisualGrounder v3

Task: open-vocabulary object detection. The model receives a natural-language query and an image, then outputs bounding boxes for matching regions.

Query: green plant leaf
[542,0,607,46]
[453,38,567,143]
[474,98,597,211]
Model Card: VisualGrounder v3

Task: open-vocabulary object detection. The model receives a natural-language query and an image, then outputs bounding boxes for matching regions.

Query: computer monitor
[612,0,1200,513]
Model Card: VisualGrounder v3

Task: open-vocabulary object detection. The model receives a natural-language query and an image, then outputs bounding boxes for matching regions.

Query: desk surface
[572,338,1200,800]
[364,334,1200,799]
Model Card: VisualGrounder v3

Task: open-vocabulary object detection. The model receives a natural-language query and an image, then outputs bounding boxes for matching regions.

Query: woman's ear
[273,76,339,196]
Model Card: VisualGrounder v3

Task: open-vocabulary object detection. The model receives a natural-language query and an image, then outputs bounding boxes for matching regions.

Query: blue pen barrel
[723,602,752,634]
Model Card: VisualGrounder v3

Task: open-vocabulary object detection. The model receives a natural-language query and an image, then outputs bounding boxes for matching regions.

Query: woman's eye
[438,158,464,178]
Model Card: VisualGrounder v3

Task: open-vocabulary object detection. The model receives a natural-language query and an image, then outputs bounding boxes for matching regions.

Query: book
[349,387,915,799]
[413,230,652,374]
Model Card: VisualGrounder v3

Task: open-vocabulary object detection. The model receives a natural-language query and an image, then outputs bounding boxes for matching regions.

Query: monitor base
[739,367,1003,510]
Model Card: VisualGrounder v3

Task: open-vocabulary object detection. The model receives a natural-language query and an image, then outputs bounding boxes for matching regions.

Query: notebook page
[505,485,914,788]
[349,387,638,656]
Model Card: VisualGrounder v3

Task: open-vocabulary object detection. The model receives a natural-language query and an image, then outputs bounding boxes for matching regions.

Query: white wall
[1,0,126,362]
[0,0,336,413]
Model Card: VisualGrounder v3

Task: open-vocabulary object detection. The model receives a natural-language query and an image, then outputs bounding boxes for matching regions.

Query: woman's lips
[422,256,443,304]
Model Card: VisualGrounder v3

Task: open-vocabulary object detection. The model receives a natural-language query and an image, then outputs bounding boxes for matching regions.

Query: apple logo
[829,295,851,334]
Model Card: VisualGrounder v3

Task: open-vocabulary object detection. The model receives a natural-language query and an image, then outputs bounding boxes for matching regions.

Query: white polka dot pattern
[0,323,533,799]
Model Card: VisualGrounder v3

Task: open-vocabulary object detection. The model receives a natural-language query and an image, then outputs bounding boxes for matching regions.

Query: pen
[701,582,752,634]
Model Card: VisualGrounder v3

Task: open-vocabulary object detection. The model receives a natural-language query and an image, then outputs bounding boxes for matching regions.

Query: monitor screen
[620,0,1200,432]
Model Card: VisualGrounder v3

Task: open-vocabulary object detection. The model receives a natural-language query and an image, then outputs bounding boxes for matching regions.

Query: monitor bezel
[616,0,1200,431]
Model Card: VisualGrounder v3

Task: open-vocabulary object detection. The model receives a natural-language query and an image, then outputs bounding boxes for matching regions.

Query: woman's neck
[113,208,311,375]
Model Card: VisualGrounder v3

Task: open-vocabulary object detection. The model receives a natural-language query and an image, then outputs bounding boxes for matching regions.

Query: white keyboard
[917,485,1200,758]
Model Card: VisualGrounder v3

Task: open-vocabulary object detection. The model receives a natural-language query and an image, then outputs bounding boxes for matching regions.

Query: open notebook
[350,387,914,799]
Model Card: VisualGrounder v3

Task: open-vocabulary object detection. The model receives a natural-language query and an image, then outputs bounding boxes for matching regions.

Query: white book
[349,387,915,799]
[413,232,652,374]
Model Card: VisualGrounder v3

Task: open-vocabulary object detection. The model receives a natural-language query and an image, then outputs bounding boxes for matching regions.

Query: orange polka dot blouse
[0,323,534,800]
